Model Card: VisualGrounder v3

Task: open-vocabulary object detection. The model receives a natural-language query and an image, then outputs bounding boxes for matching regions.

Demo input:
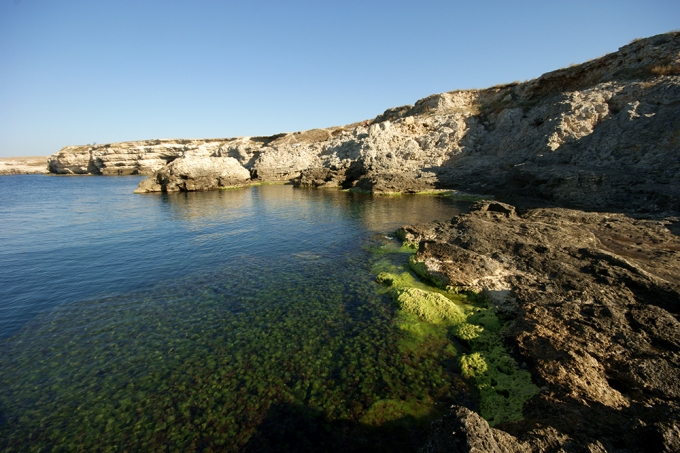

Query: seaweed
[378,246,539,427]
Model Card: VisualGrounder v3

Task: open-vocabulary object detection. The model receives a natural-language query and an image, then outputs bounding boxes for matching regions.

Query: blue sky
[0,0,677,157]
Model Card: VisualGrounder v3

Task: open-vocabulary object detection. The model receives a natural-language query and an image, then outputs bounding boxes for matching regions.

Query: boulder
[134,156,250,193]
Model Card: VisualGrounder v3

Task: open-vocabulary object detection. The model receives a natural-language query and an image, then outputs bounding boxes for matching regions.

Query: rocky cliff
[0,156,48,175]
[47,139,233,176]
[48,32,680,215]
[44,32,680,451]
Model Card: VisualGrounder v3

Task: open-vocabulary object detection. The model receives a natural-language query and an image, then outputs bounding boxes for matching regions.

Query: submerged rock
[392,287,466,324]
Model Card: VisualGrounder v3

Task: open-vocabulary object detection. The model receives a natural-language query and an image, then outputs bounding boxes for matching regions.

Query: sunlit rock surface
[47,32,680,214]
[134,156,250,193]
[0,156,48,175]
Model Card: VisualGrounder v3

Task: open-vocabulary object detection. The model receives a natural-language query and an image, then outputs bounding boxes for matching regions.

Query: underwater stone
[394,287,466,325]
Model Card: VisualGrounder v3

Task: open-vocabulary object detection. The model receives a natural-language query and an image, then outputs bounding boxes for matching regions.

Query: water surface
[0,176,470,452]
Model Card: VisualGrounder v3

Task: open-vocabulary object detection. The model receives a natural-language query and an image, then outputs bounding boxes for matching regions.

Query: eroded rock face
[48,32,680,213]
[134,156,250,193]
[0,156,48,175]
[412,202,680,452]
[47,139,242,176]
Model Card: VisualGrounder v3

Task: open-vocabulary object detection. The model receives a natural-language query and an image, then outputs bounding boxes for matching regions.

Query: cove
[0,176,471,452]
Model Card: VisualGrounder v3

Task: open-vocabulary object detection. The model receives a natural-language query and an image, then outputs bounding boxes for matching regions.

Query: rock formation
[47,139,233,176]
[409,201,680,452]
[48,32,680,214]
[0,156,48,175]
[134,156,250,193]
[421,405,529,453]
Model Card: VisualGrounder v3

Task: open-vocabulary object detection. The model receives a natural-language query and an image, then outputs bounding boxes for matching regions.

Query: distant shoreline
[0,156,49,175]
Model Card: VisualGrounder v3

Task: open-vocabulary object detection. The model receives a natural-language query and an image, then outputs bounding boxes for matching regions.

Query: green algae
[364,237,418,256]
[392,229,418,252]
[377,246,538,427]
[375,269,463,303]
[0,244,465,452]
[451,322,484,341]
[410,190,492,202]
[394,228,408,241]
[360,398,433,426]
[218,181,289,190]
[393,288,467,325]
[460,352,489,379]
[400,241,419,252]
[460,348,539,426]
[343,188,372,194]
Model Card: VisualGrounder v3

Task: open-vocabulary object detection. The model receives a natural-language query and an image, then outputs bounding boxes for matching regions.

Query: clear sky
[0,0,677,157]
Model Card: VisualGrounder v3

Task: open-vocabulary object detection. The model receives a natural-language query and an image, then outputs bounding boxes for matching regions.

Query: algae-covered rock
[408,199,680,449]
[377,262,538,428]
[451,323,484,341]
[459,348,538,426]
[459,352,488,379]
[393,287,466,325]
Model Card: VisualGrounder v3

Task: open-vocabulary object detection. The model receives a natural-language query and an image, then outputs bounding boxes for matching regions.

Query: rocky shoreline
[0,156,48,175]
[41,31,680,451]
[406,202,680,452]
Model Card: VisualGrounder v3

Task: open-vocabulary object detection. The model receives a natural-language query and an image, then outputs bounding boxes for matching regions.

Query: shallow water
[0,176,470,452]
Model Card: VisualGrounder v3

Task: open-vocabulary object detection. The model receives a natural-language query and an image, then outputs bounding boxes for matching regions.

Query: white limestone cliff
[47,32,680,214]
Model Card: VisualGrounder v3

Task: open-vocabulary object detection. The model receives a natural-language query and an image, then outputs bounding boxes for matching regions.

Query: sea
[0,175,470,452]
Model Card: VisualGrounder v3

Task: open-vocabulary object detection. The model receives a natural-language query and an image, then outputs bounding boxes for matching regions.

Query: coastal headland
[0,156,48,175]
[42,32,680,451]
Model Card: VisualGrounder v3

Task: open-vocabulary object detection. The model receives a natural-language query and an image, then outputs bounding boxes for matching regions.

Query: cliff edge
[0,156,48,175]
[47,32,680,215]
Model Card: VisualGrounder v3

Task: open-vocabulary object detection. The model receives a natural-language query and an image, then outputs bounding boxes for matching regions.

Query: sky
[0,0,678,157]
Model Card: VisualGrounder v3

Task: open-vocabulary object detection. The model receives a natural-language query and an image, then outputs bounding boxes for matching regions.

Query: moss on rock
[394,287,467,325]
[459,352,488,379]
[451,322,483,341]
[460,347,538,426]
[455,310,538,426]
[376,249,538,427]
[401,241,419,252]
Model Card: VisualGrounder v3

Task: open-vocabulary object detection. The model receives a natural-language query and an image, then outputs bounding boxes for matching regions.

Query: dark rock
[420,406,529,453]
[409,205,680,451]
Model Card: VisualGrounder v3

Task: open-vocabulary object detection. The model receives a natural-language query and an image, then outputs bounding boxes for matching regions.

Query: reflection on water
[0,177,470,452]
[157,185,462,234]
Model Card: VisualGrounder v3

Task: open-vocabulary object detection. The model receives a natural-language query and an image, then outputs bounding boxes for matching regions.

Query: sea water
[0,175,470,452]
